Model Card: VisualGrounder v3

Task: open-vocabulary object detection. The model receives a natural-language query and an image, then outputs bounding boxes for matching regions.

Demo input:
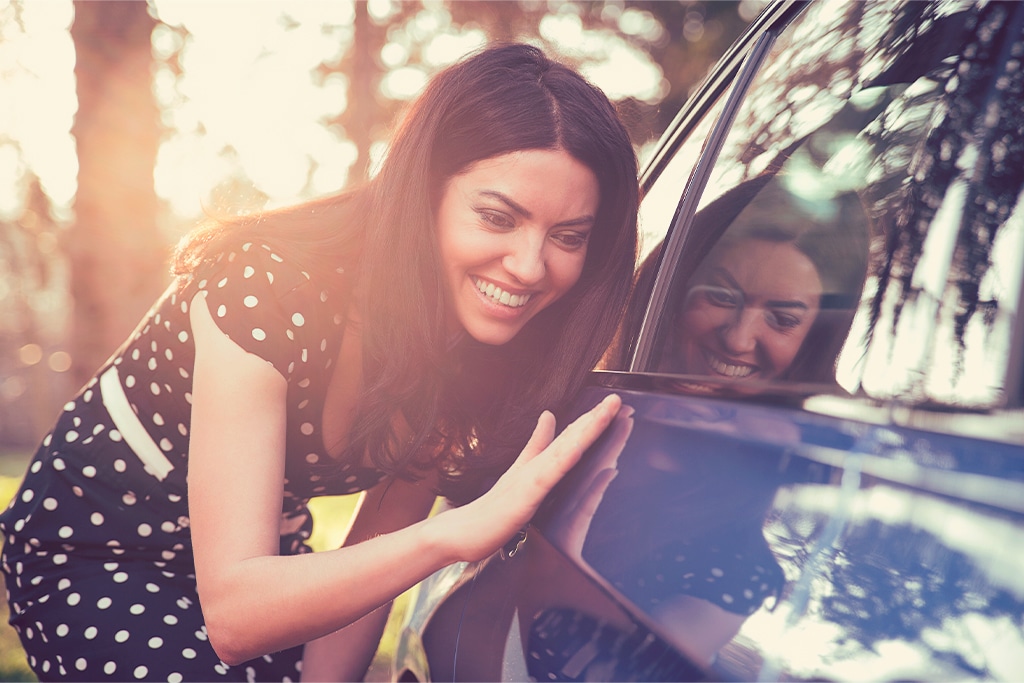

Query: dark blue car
[387,0,1024,679]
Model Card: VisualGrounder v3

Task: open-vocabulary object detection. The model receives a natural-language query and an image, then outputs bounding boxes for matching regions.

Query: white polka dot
[160,438,173,452]
[252,328,266,341]
[195,628,208,641]
[84,625,98,639]
[711,567,724,578]
[52,457,65,470]
[113,572,128,583]
[63,401,76,411]
[163,614,178,625]
[300,423,314,436]
[56,624,69,637]
[217,277,228,288]
[97,597,112,609]
[178,330,189,343]
[110,430,123,442]
[58,526,73,539]
[131,349,141,361]
[75,658,87,671]
[182,648,196,659]
[145,583,160,593]
[244,295,259,308]
[91,512,104,525]
[130,603,145,615]
[243,265,255,278]
[20,489,34,503]
[266,271,274,284]
[165,348,174,361]
[148,358,157,371]
[150,382,161,395]
[64,431,79,443]
[292,312,305,326]
[125,374,136,388]
[134,665,148,679]
[305,453,319,464]
[123,492,137,505]
[148,636,163,649]
[67,592,81,606]
[104,662,116,675]
[138,524,152,537]
[53,554,68,565]
[169,673,183,683]
[82,465,97,478]
[115,629,130,643]
[217,304,227,317]
[92,423,105,434]
[114,459,126,473]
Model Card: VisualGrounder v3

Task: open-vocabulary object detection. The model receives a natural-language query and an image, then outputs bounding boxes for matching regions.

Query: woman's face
[436,148,599,346]
[672,238,823,380]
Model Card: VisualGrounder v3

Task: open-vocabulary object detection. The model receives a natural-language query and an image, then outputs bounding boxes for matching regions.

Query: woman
[0,43,638,682]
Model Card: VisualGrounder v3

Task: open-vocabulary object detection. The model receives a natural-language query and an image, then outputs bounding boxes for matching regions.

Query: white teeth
[474,278,531,308]
[707,352,754,378]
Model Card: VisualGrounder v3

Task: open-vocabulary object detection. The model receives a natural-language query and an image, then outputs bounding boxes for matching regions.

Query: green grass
[0,454,403,681]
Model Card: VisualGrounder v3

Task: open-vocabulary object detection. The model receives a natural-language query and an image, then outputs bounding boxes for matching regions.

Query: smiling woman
[0,43,638,682]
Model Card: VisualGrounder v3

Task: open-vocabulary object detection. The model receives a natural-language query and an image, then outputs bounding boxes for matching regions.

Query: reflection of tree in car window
[660,177,870,385]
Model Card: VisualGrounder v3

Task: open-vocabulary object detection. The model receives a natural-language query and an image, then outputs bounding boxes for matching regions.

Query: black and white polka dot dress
[0,240,386,682]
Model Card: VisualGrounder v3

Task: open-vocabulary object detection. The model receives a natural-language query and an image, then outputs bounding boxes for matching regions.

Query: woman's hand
[428,393,623,564]
[547,404,634,561]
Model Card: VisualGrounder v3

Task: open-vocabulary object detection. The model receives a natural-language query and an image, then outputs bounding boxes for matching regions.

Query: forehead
[703,238,823,302]
[450,150,599,208]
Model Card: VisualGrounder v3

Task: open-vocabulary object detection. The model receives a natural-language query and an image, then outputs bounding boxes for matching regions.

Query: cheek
[769,325,814,366]
[681,304,726,339]
[550,251,588,294]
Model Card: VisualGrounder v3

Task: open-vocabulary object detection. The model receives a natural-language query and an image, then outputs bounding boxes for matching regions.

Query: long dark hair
[174,43,639,503]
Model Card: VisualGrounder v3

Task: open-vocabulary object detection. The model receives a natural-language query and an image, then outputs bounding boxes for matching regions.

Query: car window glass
[637,95,727,263]
[647,0,1024,409]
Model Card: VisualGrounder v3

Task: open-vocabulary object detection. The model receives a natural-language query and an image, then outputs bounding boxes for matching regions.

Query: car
[385,0,1024,680]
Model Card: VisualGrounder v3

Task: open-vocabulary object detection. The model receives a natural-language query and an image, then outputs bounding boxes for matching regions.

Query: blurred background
[0,1,757,677]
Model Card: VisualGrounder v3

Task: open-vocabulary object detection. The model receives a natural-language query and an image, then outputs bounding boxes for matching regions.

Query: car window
[645,0,1024,409]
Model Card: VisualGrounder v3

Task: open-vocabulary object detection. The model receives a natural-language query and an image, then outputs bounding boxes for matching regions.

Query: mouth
[472,277,533,309]
[702,348,756,379]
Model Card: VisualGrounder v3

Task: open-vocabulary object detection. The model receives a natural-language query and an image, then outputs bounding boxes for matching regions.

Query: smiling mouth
[473,277,532,308]
[703,348,756,378]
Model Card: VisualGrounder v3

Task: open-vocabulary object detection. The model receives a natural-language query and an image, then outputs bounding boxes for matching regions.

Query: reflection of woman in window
[659,179,868,387]
[665,178,870,385]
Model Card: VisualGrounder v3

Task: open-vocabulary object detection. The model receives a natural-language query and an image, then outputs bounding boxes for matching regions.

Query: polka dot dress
[0,241,386,681]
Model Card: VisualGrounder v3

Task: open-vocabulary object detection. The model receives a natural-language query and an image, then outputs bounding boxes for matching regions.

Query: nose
[719,307,760,355]
[502,230,546,285]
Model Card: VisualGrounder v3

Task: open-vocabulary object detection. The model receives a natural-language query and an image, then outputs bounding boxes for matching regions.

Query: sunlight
[0,0,76,220]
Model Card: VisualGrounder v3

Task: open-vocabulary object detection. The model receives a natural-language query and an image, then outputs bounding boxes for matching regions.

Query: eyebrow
[710,267,811,310]
[478,190,596,228]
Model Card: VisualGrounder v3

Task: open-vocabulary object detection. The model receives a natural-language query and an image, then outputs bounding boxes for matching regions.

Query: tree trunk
[69,0,164,388]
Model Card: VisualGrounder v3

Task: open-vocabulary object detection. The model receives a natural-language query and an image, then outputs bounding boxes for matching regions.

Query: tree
[69,0,165,387]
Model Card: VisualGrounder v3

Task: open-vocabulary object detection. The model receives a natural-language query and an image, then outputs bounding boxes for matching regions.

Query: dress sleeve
[195,241,332,380]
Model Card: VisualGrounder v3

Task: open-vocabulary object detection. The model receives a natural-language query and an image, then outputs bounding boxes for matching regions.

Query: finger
[516,410,557,464]
[549,394,622,462]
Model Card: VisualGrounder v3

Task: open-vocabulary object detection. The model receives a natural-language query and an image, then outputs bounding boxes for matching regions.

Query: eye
[476,209,515,230]
[766,310,802,331]
[552,231,589,250]
[702,285,739,308]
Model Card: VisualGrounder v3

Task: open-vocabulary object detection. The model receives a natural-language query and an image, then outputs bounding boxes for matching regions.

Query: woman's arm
[187,291,622,666]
